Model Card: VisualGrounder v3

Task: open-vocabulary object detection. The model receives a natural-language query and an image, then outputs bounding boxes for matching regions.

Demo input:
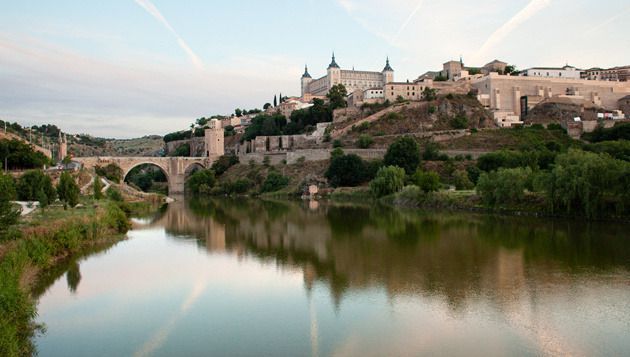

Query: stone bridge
[74,156,219,195]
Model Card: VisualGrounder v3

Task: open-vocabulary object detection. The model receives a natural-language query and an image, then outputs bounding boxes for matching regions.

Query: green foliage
[171,143,190,157]
[56,172,80,209]
[93,176,104,199]
[262,156,271,167]
[453,169,474,190]
[0,175,19,240]
[333,139,343,148]
[326,154,367,187]
[536,149,630,218]
[331,148,344,160]
[476,167,532,206]
[242,114,288,142]
[433,74,447,82]
[106,187,123,202]
[261,172,289,193]
[163,130,192,143]
[450,115,468,129]
[504,65,517,75]
[357,134,374,149]
[477,149,556,172]
[422,142,447,161]
[211,155,239,176]
[428,105,437,114]
[422,87,438,100]
[0,139,50,170]
[412,170,441,193]
[0,173,17,202]
[285,99,332,136]
[187,169,216,195]
[16,170,56,207]
[582,123,630,142]
[326,84,348,110]
[384,136,420,175]
[125,165,167,192]
[585,140,630,162]
[466,165,482,185]
[370,166,405,198]
[95,163,123,183]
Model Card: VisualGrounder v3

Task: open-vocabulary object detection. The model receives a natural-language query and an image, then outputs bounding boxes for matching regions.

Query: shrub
[412,170,441,193]
[428,105,436,114]
[262,156,271,167]
[370,166,405,198]
[56,172,80,209]
[476,167,532,206]
[325,154,367,187]
[466,165,482,185]
[357,135,374,149]
[261,172,289,193]
[222,178,253,195]
[106,187,123,202]
[331,148,344,160]
[333,139,343,148]
[93,176,104,199]
[422,142,442,161]
[16,170,56,207]
[95,163,123,183]
[171,143,190,157]
[0,174,19,239]
[450,115,468,129]
[211,155,239,176]
[187,169,216,195]
[0,173,17,202]
[384,136,420,175]
[453,169,474,190]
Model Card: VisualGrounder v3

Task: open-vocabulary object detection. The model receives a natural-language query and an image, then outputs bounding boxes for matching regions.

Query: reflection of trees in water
[66,261,81,293]
[162,199,630,311]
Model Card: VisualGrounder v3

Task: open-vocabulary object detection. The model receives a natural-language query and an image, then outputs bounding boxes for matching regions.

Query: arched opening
[124,163,169,195]
[185,162,205,179]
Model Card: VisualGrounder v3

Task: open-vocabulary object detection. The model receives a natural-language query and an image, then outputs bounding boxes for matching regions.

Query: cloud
[133,0,204,70]
[473,0,552,63]
[587,5,630,34]
[392,0,424,43]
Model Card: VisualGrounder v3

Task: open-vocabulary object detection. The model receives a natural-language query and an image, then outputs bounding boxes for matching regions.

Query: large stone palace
[301,53,394,97]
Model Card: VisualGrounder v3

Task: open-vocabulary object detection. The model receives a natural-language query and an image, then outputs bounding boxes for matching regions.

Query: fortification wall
[165,137,205,156]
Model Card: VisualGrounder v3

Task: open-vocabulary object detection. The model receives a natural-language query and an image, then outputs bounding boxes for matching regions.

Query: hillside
[69,135,164,157]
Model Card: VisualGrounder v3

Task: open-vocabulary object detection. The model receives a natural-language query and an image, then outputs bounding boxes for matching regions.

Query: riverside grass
[0,201,131,356]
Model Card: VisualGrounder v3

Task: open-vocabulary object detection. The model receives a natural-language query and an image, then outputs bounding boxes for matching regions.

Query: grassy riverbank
[0,201,131,356]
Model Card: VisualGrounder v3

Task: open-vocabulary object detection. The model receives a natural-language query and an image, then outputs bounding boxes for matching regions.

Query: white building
[364,88,384,99]
[522,65,582,79]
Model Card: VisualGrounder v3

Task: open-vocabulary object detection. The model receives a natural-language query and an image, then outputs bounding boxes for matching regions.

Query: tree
[450,115,468,129]
[263,103,272,110]
[211,155,239,176]
[327,84,348,110]
[16,170,56,207]
[95,163,123,183]
[261,171,290,193]
[476,167,532,207]
[57,171,80,209]
[325,154,367,187]
[273,95,277,107]
[93,176,104,199]
[0,138,50,170]
[453,169,474,190]
[504,65,517,75]
[0,173,19,239]
[235,108,242,117]
[370,166,405,198]
[187,169,216,194]
[384,136,420,175]
[412,169,441,193]
[422,87,438,101]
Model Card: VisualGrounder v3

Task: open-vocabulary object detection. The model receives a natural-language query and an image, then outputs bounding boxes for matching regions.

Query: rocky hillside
[69,135,164,157]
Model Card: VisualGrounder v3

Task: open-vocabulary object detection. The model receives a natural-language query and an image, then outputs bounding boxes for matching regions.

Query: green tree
[187,169,216,195]
[504,65,517,75]
[95,163,123,183]
[370,166,405,198]
[273,95,277,107]
[356,135,374,149]
[235,108,242,117]
[16,170,56,207]
[476,167,532,207]
[0,173,19,239]
[57,171,80,209]
[106,187,123,202]
[211,155,239,176]
[450,115,468,129]
[327,84,348,110]
[261,172,290,193]
[453,169,474,190]
[325,154,367,187]
[263,103,272,110]
[412,169,441,193]
[93,176,104,199]
[384,136,420,175]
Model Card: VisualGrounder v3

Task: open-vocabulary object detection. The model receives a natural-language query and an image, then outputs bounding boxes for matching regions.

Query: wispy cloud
[133,0,205,70]
[392,0,424,43]
[473,0,552,62]
[587,5,630,34]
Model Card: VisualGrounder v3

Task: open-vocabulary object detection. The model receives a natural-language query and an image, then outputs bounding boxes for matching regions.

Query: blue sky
[1,0,629,138]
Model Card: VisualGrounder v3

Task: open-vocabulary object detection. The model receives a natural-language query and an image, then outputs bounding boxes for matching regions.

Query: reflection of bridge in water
[74,156,219,194]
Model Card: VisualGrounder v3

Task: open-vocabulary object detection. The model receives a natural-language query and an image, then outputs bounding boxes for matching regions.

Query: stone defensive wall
[165,137,206,156]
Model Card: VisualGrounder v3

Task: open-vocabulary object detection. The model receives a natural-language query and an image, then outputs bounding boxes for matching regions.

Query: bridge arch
[123,162,171,194]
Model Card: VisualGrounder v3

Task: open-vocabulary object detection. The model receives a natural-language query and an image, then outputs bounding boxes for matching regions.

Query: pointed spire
[383,56,394,72]
[302,64,311,78]
[328,51,340,69]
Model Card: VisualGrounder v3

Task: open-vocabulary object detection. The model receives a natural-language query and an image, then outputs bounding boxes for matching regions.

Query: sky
[1,0,629,138]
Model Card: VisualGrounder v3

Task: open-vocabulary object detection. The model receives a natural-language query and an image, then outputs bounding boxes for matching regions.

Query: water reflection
[35,198,630,357]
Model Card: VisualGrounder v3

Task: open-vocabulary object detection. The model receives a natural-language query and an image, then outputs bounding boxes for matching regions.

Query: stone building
[57,132,67,162]
[521,65,582,79]
[384,80,432,102]
[204,119,224,157]
[583,66,630,82]
[301,53,394,97]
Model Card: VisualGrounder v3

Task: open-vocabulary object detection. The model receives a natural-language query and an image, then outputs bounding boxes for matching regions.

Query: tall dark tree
[57,171,80,209]
[384,136,420,175]
[273,95,277,107]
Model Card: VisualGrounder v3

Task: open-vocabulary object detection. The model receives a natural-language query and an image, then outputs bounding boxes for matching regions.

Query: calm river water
[34,199,630,356]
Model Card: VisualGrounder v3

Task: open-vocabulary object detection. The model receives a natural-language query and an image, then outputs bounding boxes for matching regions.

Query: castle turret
[327,52,341,90]
[58,132,67,162]
[204,119,224,157]
[382,57,394,84]
[301,64,313,97]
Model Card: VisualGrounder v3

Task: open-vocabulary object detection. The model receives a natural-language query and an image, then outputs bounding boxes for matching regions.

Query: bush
[0,139,50,170]
[187,169,216,195]
[95,163,123,183]
[582,122,630,142]
[222,178,253,195]
[211,155,239,176]
[476,167,532,207]
[261,172,289,193]
[370,166,405,198]
[453,169,474,190]
[56,172,80,209]
[171,143,190,157]
[412,170,441,193]
[325,154,367,187]
[428,105,437,114]
[0,174,19,239]
[16,170,56,207]
[93,176,104,200]
[422,142,442,161]
[357,135,374,149]
[0,173,17,202]
[585,140,630,162]
[106,187,123,202]
[333,139,343,148]
[384,136,420,175]
[450,115,468,129]
[466,165,482,185]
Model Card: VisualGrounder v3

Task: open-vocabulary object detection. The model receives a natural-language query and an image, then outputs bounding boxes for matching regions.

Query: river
[33,199,630,356]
